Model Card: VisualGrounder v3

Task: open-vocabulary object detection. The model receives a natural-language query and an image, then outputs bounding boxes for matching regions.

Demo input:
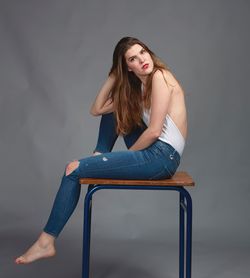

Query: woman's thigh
[77,143,176,180]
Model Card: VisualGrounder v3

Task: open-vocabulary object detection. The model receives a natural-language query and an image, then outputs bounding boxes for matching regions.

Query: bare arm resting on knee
[90,75,115,116]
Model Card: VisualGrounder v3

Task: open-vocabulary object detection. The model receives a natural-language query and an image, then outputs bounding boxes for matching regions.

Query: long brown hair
[109,37,169,135]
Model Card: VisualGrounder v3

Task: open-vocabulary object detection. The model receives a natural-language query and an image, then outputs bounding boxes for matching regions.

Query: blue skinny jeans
[44,113,181,237]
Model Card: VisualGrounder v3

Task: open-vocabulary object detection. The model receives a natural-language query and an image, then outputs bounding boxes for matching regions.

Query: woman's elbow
[153,131,161,139]
[90,107,101,116]
[149,128,162,139]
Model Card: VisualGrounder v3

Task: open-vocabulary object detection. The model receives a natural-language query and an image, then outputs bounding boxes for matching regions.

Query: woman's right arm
[90,75,115,116]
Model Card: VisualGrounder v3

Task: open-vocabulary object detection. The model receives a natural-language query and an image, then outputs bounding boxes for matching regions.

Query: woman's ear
[128,67,132,72]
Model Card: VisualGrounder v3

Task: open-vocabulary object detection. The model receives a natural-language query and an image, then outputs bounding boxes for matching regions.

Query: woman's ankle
[38,232,56,246]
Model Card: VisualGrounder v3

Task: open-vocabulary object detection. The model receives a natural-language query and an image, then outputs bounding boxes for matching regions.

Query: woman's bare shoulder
[152,69,178,87]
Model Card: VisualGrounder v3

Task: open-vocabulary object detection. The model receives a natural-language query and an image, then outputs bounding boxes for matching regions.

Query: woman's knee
[65,160,80,176]
[93,151,102,156]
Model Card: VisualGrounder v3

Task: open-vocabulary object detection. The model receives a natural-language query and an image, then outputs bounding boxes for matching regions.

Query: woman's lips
[142,63,149,69]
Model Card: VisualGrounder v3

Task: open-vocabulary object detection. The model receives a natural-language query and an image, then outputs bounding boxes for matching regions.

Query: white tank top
[142,109,185,156]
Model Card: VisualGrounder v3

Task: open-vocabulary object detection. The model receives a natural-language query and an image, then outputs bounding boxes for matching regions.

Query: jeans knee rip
[66,161,80,176]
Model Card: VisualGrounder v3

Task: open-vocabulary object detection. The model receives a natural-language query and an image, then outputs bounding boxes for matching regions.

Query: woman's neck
[136,74,148,85]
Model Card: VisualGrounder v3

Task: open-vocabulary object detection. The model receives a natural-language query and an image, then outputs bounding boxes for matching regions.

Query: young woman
[15,37,187,264]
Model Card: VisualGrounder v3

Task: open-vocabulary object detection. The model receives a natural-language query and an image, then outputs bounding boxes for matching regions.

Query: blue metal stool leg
[82,185,94,278]
[179,192,185,278]
[184,189,192,278]
[178,187,193,278]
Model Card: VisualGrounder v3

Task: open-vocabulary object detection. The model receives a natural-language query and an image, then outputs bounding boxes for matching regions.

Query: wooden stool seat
[80,171,194,187]
[80,171,194,278]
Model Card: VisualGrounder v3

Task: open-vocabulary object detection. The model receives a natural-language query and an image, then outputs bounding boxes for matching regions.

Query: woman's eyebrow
[128,55,137,61]
[128,48,144,61]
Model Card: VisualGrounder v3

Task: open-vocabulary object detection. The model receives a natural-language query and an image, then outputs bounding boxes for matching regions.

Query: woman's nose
[139,55,145,63]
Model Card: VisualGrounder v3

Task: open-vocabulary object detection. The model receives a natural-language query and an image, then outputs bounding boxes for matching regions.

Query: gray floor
[2,230,250,278]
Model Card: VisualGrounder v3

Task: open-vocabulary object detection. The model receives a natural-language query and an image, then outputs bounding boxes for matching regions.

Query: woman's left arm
[129,70,171,151]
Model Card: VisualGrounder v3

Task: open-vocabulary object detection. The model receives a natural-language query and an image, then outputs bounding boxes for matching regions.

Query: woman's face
[124,44,154,80]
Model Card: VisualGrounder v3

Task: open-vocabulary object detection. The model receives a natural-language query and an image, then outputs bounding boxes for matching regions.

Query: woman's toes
[15,257,25,264]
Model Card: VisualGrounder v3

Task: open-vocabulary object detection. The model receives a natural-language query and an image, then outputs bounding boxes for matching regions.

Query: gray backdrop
[1,0,249,277]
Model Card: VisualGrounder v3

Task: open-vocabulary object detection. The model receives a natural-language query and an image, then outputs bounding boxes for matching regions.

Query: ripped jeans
[43,113,181,237]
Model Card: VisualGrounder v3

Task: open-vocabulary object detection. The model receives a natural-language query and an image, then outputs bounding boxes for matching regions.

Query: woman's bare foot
[15,152,101,265]
[15,232,56,264]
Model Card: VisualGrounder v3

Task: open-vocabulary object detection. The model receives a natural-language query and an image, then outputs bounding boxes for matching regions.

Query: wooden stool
[80,171,194,278]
